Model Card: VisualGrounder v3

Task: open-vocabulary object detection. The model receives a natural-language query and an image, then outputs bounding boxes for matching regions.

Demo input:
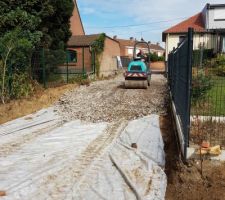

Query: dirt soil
[190,121,225,148]
[160,111,225,200]
[56,74,167,123]
[0,84,76,124]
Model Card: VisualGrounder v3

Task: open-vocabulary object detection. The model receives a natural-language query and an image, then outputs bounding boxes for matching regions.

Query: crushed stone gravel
[55,74,167,123]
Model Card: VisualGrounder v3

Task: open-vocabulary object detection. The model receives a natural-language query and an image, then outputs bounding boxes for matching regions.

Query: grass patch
[191,75,225,116]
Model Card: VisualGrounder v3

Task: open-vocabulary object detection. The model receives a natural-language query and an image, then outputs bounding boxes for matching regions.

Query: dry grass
[0,84,77,124]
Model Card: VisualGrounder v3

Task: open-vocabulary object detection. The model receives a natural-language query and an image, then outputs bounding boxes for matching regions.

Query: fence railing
[31,47,96,88]
[168,28,194,159]
[190,31,225,149]
[120,56,132,69]
[168,28,225,159]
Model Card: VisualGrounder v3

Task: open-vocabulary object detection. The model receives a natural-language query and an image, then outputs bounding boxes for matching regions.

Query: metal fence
[31,47,96,88]
[168,28,193,159]
[120,56,131,69]
[190,31,225,149]
[168,28,225,159]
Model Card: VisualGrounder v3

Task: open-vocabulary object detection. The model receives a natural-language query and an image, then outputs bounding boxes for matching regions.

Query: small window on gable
[67,50,77,63]
[179,36,186,43]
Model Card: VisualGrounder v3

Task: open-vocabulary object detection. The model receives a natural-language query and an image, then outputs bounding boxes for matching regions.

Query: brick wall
[66,47,92,72]
[70,0,85,36]
[120,45,127,57]
[99,38,120,77]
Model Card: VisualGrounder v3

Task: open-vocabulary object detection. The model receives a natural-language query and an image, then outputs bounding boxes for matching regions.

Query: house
[70,0,85,36]
[67,1,120,77]
[162,3,225,61]
[115,37,165,58]
[67,34,120,77]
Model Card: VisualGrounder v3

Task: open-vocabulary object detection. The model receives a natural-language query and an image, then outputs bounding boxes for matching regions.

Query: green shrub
[217,65,225,77]
[11,72,34,99]
[148,53,165,62]
[192,49,214,67]
[215,55,225,77]
[192,70,213,102]
[68,74,90,85]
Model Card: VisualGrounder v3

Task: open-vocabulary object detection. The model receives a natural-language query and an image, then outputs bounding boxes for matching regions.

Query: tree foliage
[0,0,74,49]
[91,33,106,77]
[0,0,74,102]
[148,52,165,62]
[0,28,34,103]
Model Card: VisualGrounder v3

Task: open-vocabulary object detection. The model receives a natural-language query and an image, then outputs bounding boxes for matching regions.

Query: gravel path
[56,74,167,123]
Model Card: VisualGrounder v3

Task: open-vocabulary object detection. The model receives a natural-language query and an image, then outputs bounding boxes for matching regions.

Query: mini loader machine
[124,41,151,89]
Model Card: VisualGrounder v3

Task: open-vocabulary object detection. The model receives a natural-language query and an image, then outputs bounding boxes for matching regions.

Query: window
[130,65,142,71]
[222,36,225,53]
[177,36,186,47]
[179,36,186,43]
[128,48,133,55]
[67,50,77,63]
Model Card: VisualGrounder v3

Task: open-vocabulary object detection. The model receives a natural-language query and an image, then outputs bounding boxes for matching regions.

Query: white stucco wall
[207,8,225,29]
[165,33,218,61]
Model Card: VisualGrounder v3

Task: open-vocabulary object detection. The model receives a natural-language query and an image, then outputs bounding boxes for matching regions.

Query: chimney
[148,41,151,45]
[141,38,144,42]
[156,42,160,46]
[130,37,134,41]
[113,35,117,39]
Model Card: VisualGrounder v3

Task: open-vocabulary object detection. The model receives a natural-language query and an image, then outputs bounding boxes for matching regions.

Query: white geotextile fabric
[0,107,60,146]
[74,115,167,200]
[0,112,166,200]
[0,114,108,200]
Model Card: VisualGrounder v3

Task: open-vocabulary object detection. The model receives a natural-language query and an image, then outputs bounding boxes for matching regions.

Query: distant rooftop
[115,38,165,51]
[162,13,206,41]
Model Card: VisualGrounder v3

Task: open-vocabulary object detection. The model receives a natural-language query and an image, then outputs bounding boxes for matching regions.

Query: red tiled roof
[116,39,165,51]
[67,34,101,47]
[163,13,205,34]
[67,34,119,47]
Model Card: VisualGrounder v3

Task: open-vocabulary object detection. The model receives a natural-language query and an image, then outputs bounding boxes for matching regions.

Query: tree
[39,0,74,49]
[0,0,74,102]
[0,0,74,50]
[0,29,34,103]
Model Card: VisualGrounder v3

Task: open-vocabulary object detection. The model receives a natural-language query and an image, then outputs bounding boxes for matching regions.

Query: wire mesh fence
[31,47,95,88]
[167,28,193,158]
[190,32,225,148]
[120,56,132,69]
[168,28,225,158]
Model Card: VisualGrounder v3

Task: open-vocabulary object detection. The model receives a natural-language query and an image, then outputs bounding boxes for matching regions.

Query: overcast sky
[77,0,224,45]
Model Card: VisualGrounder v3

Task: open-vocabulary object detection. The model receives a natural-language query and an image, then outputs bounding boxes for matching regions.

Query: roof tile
[163,13,205,34]
[67,34,101,47]
[116,39,165,51]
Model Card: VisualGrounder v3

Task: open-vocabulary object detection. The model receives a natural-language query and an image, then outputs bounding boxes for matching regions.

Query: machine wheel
[125,80,148,89]
[143,80,148,89]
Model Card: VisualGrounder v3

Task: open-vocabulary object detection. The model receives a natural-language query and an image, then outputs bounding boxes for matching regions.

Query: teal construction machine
[124,41,151,89]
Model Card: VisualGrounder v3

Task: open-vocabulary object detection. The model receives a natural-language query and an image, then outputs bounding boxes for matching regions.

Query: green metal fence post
[66,50,69,83]
[41,48,46,88]
[185,27,194,160]
[82,47,85,78]
[8,63,12,97]
[93,51,96,74]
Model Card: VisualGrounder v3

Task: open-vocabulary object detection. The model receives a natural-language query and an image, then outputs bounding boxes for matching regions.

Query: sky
[77,0,224,46]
